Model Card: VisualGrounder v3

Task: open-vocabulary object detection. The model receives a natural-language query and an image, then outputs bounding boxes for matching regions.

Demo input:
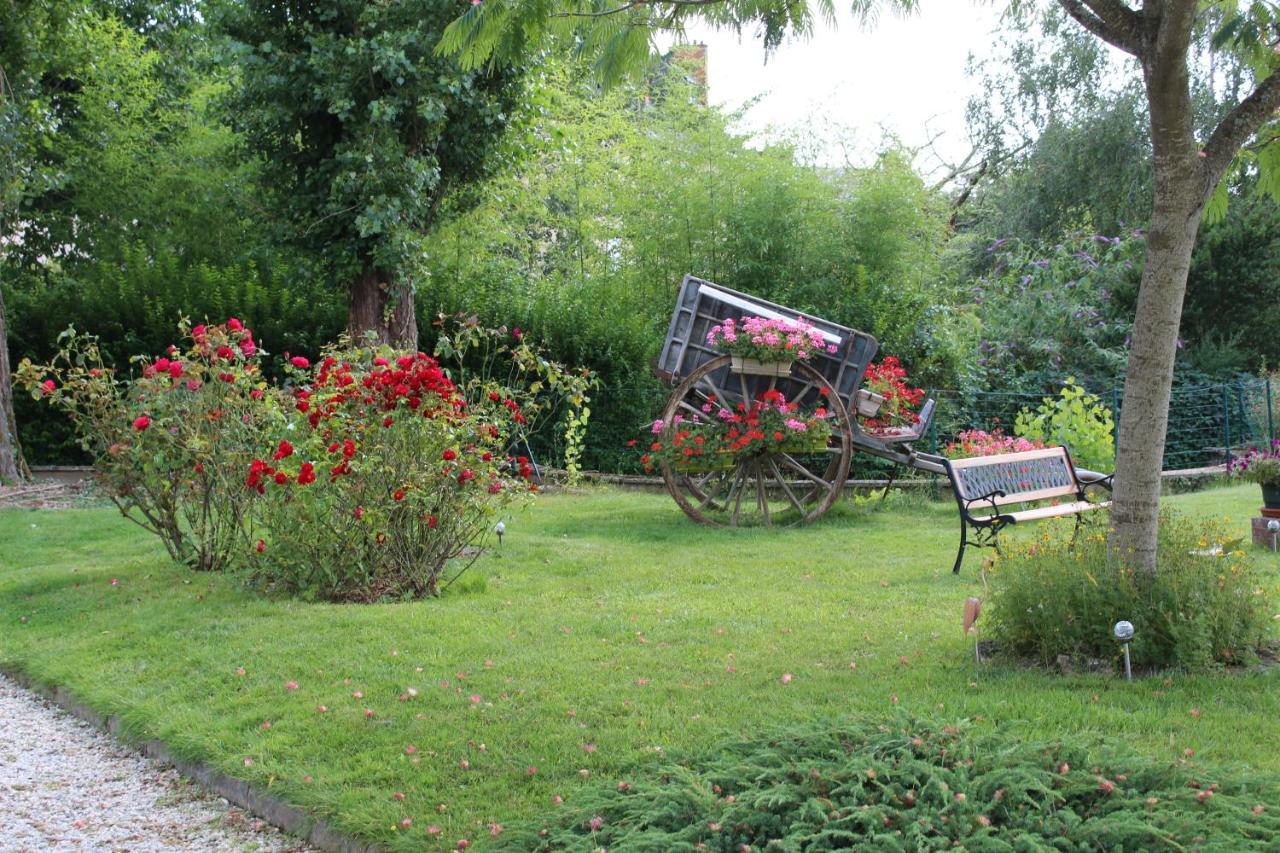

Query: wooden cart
[653,275,948,527]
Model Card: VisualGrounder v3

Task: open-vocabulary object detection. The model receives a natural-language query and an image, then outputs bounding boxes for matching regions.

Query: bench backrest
[948,447,1081,506]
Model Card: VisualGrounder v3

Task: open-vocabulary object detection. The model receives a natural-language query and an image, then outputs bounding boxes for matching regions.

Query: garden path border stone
[1,665,379,853]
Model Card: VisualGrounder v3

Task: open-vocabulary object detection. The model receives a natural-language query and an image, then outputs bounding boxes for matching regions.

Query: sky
[679,0,1008,174]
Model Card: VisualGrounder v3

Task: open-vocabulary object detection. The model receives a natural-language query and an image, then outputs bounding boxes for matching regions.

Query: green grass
[2,484,1278,849]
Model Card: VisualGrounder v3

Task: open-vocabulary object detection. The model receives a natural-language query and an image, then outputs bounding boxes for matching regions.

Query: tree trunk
[0,284,31,484]
[347,258,418,350]
[1108,11,1204,571]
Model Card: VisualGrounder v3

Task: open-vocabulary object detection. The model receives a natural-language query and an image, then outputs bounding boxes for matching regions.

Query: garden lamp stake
[963,597,982,665]
[494,521,505,550]
[1268,519,1279,553]
[1114,620,1134,681]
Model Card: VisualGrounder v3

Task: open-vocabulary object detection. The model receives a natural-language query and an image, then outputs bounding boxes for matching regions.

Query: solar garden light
[1268,519,1279,553]
[1114,620,1135,681]
[494,521,505,549]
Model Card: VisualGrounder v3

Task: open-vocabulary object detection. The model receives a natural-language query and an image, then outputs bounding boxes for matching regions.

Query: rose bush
[246,343,540,601]
[20,316,591,601]
[17,319,267,570]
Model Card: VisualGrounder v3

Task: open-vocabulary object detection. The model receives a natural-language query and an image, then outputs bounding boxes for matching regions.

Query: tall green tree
[0,0,76,483]
[443,0,1280,572]
[215,0,526,349]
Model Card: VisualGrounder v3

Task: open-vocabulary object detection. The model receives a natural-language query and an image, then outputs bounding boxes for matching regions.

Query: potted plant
[859,357,925,431]
[1229,441,1280,514]
[705,315,834,375]
[637,389,834,473]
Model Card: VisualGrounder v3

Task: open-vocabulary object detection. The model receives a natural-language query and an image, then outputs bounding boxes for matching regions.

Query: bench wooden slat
[971,500,1111,524]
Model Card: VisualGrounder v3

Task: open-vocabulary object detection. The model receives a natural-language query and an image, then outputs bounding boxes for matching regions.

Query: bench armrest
[963,488,1006,519]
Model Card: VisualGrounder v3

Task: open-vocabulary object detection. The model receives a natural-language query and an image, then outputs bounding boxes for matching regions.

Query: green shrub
[1015,378,1116,471]
[498,717,1280,850]
[989,513,1274,670]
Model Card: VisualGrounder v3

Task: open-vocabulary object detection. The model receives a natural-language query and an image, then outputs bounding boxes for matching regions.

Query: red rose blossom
[442,449,457,461]
[290,356,310,370]
[133,415,151,431]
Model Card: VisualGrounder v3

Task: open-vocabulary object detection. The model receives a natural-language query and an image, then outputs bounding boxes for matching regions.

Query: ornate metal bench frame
[942,447,1112,574]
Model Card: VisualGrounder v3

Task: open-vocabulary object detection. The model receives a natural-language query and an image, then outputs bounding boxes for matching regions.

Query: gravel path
[0,673,314,852]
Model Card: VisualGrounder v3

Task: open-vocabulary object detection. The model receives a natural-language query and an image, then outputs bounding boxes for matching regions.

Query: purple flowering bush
[970,232,1142,391]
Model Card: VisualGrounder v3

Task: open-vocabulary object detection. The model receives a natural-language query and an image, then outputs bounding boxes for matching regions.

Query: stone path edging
[0,664,379,853]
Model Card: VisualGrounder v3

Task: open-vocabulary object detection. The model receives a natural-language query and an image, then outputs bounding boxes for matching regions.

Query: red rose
[481,452,492,461]
[132,415,151,431]
[458,470,475,484]
[353,506,364,519]
[227,317,243,331]
[290,356,310,370]
[274,472,287,485]
[168,362,183,378]
[192,324,207,339]
[393,490,405,501]
[373,356,389,366]
[250,389,264,400]
[425,514,438,528]
[272,440,294,460]
[488,392,500,402]
[383,416,393,428]
[255,539,265,553]
[442,449,457,461]
[297,462,316,485]
[40,379,55,396]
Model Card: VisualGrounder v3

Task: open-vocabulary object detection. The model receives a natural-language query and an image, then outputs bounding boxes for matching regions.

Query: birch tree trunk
[1107,1,1204,570]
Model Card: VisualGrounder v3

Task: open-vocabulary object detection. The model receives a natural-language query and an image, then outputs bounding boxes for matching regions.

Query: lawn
[1,483,1278,849]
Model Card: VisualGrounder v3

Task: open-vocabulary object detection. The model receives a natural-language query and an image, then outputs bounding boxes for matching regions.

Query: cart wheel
[658,355,853,527]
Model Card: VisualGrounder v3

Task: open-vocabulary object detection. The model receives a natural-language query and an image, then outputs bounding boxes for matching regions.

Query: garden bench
[942,446,1111,574]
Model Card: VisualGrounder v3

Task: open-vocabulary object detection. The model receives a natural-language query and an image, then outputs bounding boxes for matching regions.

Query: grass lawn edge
[0,661,379,853]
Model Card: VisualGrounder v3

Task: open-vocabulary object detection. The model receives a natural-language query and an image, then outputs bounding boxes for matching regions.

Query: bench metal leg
[953,516,969,574]
[1070,513,1084,550]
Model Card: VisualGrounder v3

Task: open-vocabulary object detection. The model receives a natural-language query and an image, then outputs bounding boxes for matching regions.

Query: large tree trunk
[1108,6,1204,571]
[347,258,418,350]
[0,285,31,484]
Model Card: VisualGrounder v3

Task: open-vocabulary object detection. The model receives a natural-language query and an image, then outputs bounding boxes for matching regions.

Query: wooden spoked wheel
[658,355,853,527]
